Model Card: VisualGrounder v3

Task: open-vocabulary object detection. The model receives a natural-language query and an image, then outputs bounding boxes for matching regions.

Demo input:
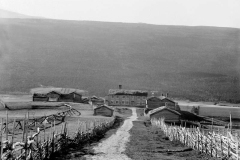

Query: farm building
[107,85,148,107]
[31,87,86,103]
[146,96,180,112]
[149,106,181,123]
[90,96,105,106]
[149,106,206,124]
[94,105,114,117]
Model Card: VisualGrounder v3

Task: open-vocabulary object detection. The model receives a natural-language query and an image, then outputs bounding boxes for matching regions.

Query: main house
[107,86,148,107]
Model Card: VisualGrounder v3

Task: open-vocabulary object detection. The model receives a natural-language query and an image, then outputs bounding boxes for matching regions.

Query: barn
[159,96,178,109]
[47,91,61,102]
[91,96,105,106]
[31,87,85,103]
[149,106,181,123]
[146,96,180,114]
[146,97,165,109]
[32,93,49,101]
[94,105,114,117]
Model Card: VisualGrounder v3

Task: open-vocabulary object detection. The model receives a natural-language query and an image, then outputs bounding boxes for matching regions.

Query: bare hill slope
[0,19,239,101]
[0,9,41,19]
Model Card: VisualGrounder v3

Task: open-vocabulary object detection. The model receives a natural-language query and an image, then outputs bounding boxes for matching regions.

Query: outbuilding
[94,105,114,117]
[47,91,61,102]
[149,106,181,123]
[31,87,85,103]
[146,96,165,109]
[91,96,105,106]
[146,96,180,111]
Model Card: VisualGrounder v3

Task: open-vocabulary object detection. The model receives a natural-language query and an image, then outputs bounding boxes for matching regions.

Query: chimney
[165,93,168,97]
[161,93,164,96]
[151,92,154,96]
[119,85,122,89]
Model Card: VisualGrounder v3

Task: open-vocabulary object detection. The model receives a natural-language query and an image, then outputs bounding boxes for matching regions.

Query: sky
[0,0,240,28]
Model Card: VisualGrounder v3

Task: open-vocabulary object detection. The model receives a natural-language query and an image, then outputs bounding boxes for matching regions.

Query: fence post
[0,118,3,158]
[25,111,29,160]
[220,136,223,158]
[197,130,200,151]
[12,118,16,144]
[215,135,217,158]
[227,132,230,158]
[65,122,68,148]
[35,122,39,148]
[210,133,213,157]
[5,111,8,140]
[236,133,238,160]
[51,128,55,158]
[205,136,208,154]
[46,135,49,159]
[38,136,41,160]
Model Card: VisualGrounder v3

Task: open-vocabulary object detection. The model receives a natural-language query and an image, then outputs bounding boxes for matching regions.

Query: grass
[179,102,240,119]
[0,103,114,143]
[114,107,132,118]
[124,108,219,160]
[125,120,219,160]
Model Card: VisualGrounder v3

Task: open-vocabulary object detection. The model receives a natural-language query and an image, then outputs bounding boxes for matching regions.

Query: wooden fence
[0,112,115,160]
[151,118,240,160]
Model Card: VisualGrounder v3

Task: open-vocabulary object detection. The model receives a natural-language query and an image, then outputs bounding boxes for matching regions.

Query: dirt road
[85,108,137,160]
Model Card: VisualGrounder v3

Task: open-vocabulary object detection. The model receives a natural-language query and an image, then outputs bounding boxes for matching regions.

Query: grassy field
[125,121,218,160]
[125,109,218,160]
[0,101,116,145]
[178,100,240,119]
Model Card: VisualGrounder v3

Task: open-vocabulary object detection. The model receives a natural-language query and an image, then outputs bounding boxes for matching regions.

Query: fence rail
[0,110,115,160]
[151,118,240,160]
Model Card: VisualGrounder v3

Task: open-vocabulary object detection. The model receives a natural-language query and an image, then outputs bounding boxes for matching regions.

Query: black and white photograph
[0,0,239,159]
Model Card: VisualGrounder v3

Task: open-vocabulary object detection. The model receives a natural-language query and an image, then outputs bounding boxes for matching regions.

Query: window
[111,101,114,104]
[122,101,124,104]
[116,101,118,104]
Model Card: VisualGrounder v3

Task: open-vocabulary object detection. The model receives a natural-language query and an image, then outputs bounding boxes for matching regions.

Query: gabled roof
[94,105,114,111]
[159,96,176,104]
[91,96,104,101]
[147,96,176,104]
[179,110,205,122]
[31,87,86,95]
[147,96,161,101]
[109,89,148,96]
[149,106,181,116]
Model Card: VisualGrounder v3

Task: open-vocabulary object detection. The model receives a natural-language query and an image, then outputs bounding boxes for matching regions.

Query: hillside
[0,19,239,101]
[0,9,41,19]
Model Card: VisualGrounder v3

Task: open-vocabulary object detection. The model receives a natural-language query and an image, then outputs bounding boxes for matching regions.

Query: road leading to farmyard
[84,108,137,160]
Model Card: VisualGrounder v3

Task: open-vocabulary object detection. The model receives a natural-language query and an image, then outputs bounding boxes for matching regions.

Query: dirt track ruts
[84,108,137,160]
